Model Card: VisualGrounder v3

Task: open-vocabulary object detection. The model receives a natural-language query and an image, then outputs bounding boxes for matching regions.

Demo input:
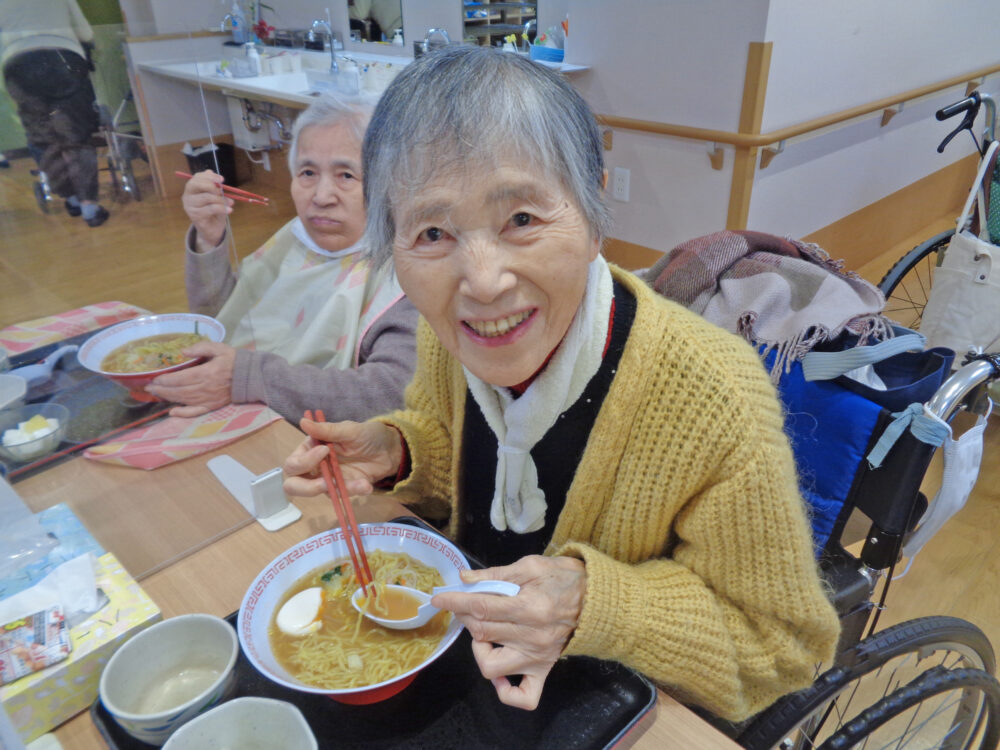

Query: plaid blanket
[643,230,892,380]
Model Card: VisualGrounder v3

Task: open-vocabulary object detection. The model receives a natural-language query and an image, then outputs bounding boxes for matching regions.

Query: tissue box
[0,502,105,601]
[0,552,161,743]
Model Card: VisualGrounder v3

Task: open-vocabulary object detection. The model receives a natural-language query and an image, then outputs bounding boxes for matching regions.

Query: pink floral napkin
[83,403,283,470]
[0,301,148,354]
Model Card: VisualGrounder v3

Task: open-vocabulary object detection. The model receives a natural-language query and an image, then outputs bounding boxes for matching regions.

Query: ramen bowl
[238,523,470,705]
[99,614,239,746]
[77,314,225,401]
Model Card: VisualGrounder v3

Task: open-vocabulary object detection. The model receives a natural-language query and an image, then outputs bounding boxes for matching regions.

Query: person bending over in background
[146,95,418,424]
[283,46,839,720]
[0,0,109,227]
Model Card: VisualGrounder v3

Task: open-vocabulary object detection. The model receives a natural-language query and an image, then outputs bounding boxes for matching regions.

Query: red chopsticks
[174,171,270,205]
[305,409,376,599]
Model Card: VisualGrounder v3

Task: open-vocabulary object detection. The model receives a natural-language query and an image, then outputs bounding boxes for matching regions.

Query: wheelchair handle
[925,355,1000,421]
[936,93,980,122]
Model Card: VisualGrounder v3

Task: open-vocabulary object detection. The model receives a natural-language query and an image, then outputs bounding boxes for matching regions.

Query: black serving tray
[90,518,657,749]
[3,326,169,481]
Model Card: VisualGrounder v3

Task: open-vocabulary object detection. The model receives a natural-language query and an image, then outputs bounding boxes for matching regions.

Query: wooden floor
[1,157,997,663]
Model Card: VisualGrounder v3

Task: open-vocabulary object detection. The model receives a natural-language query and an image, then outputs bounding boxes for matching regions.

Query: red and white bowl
[238,523,470,705]
[77,314,225,399]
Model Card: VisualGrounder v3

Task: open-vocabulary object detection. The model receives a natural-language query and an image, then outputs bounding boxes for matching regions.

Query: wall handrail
[597,61,1000,148]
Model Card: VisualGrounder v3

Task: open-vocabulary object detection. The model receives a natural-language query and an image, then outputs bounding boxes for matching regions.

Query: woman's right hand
[181,170,232,248]
[283,419,403,498]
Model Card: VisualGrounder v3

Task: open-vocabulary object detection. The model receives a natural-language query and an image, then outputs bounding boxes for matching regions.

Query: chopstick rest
[207,455,301,531]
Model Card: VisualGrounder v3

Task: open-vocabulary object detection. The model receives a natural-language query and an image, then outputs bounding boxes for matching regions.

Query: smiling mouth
[464,310,533,338]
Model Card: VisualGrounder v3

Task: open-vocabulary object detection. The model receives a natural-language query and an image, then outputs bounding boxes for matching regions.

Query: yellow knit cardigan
[380,266,840,721]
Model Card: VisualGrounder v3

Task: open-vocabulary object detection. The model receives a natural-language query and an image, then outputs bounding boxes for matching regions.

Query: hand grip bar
[937,93,980,121]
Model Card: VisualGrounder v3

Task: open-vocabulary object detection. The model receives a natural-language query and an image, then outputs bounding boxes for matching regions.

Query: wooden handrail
[597,61,1000,147]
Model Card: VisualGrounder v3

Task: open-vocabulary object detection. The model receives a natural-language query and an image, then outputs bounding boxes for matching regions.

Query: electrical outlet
[612,167,630,202]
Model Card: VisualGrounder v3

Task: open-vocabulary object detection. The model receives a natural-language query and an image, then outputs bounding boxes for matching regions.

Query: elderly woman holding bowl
[145,96,417,424]
[283,46,839,721]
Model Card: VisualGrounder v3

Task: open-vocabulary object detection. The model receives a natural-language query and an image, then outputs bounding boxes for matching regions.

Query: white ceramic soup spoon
[350,580,520,630]
[9,345,78,387]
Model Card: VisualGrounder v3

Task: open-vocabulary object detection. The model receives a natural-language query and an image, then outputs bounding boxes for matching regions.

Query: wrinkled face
[290,122,365,253]
[392,163,599,387]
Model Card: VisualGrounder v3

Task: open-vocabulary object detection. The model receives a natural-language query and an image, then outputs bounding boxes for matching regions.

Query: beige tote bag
[920,141,1000,360]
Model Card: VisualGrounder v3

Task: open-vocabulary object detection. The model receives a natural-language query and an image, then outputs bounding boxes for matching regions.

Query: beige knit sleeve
[375,320,456,510]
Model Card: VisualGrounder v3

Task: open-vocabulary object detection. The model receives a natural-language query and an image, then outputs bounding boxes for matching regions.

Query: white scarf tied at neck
[464,255,614,533]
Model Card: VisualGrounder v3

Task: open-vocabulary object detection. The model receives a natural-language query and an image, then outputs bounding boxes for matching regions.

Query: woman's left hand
[431,555,586,710]
[145,341,237,417]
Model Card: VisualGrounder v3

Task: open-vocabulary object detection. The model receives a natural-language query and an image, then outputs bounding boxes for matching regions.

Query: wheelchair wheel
[877,230,953,330]
[819,666,1000,750]
[737,616,995,750]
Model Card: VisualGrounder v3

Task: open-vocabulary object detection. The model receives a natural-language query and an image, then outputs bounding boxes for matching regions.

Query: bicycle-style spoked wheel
[736,616,996,750]
[877,231,953,330]
[819,666,1000,750]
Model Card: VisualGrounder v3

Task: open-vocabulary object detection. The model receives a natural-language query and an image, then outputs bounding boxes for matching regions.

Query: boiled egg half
[276,586,324,636]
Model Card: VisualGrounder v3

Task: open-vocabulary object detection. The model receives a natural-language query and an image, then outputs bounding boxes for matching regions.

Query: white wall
[749,0,999,240]
[560,0,999,254]
[123,0,1000,257]
[565,0,770,248]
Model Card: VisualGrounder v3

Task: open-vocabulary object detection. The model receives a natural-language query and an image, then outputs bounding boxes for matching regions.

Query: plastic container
[529,45,565,63]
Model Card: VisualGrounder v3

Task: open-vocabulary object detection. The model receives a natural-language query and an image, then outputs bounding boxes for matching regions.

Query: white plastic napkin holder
[207,456,300,531]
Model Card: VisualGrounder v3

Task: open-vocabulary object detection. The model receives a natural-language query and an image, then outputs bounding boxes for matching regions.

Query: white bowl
[238,522,470,705]
[0,403,69,463]
[77,314,225,399]
[162,697,317,750]
[99,614,239,746]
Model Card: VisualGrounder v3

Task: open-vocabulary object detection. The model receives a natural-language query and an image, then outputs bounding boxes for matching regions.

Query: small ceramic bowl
[238,522,470,705]
[99,614,239,746]
[162,697,317,749]
[77,314,225,401]
[0,403,69,463]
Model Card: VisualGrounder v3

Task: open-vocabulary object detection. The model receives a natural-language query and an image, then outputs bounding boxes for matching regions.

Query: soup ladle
[351,580,520,630]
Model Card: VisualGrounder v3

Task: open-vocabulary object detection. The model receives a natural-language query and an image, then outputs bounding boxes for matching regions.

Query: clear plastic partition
[0,0,375,579]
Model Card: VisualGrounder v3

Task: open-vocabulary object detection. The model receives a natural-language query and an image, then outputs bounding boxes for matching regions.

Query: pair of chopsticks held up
[174,171,270,206]
[304,410,377,600]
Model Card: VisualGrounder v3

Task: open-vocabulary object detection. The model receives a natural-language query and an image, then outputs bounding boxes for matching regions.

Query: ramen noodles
[269,550,449,689]
[100,333,207,373]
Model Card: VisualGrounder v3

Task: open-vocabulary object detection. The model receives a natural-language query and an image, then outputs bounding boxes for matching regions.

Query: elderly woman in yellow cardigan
[282,46,839,721]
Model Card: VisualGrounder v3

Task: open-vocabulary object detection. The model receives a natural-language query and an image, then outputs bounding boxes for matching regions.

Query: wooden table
[13,420,740,750]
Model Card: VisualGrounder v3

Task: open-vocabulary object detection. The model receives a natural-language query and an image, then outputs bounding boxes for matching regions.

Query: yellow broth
[100,332,207,373]
[268,552,449,690]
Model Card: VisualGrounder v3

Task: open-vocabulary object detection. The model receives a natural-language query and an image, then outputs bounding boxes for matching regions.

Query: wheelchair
[725,353,1000,749]
[646,238,1000,748]
[29,90,146,214]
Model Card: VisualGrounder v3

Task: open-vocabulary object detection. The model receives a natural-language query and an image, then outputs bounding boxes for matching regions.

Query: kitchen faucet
[522,20,536,52]
[310,19,339,72]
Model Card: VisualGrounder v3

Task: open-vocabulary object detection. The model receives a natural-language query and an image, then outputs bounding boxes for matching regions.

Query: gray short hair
[287,94,373,172]
[362,45,611,269]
